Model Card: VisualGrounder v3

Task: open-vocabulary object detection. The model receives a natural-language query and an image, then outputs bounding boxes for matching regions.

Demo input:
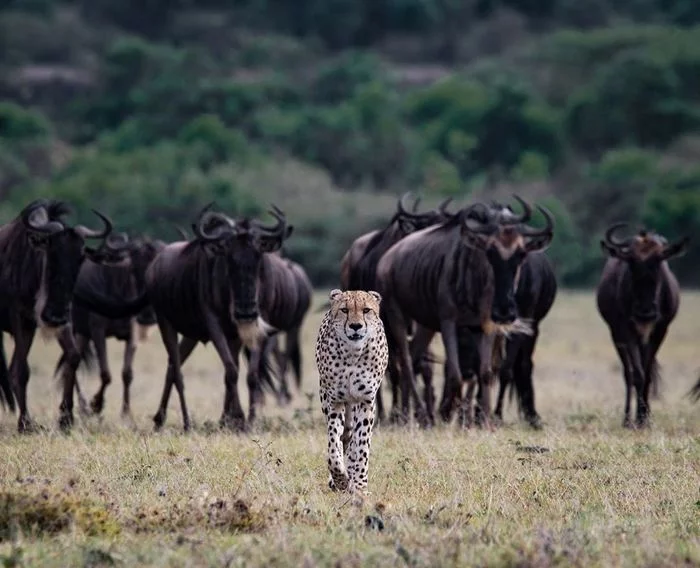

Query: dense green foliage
[2,0,700,286]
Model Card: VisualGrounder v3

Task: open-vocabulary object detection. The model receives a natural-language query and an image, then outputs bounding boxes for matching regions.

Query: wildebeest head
[22,199,114,330]
[193,205,293,348]
[601,223,689,324]
[395,193,453,235]
[461,196,554,326]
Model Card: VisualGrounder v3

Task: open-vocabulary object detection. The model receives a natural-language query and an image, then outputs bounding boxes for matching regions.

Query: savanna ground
[0,291,698,567]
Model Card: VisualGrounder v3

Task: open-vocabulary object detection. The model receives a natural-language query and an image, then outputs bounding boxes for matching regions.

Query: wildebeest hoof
[622,418,634,429]
[17,416,43,434]
[152,414,165,431]
[90,397,104,415]
[527,414,543,430]
[58,413,74,433]
[219,415,246,433]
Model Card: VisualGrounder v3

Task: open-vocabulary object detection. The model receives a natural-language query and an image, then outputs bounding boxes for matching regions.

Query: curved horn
[25,206,64,235]
[603,222,632,248]
[397,192,414,217]
[412,196,421,213]
[74,209,113,240]
[193,211,234,242]
[522,205,555,237]
[503,194,532,225]
[105,231,130,252]
[438,197,453,215]
[254,205,287,236]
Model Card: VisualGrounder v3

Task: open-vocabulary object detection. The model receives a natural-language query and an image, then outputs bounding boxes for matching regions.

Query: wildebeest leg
[72,335,90,417]
[612,340,635,428]
[287,328,303,395]
[56,327,82,432]
[121,333,136,418]
[153,333,197,431]
[90,327,111,415]
[410,326,436,425]
[438,319,462,423]
[638,325,668,428]
[204,321,245,432]
[475,332,496,430]
[9,320,36,433]
[513,331,542,429]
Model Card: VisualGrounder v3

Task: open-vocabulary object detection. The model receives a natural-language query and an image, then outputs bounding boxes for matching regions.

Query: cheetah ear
[329,289,343,301]
[368,291,382,304]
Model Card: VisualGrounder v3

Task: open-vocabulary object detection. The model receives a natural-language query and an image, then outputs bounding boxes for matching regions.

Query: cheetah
[315,289,388,494]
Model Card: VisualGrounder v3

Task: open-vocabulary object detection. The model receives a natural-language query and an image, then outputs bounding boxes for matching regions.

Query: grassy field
[0,291,698,567]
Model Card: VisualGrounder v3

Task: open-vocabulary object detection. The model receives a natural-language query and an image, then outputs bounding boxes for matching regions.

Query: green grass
[0,291,698,567]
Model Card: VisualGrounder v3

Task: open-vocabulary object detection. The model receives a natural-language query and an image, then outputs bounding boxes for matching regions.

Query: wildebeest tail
[53,341,96,379]
[0,342,15,413]
[288,335,302,389]
[73,287,150,320]
[687,375,700,402]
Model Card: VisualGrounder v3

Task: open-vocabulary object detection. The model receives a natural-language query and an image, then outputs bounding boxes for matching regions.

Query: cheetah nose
[349,323,363,331]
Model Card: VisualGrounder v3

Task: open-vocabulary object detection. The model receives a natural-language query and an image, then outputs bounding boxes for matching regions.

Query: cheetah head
[328,289,382,344]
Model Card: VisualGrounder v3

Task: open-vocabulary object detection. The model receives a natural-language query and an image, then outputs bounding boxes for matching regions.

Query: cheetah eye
[340,308,349,314]
[362,308,371,314]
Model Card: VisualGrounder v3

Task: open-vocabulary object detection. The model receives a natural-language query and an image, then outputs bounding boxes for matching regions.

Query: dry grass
[0,291,698,567]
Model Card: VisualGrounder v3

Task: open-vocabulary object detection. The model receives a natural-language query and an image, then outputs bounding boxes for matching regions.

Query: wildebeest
[445,201,558,429]
[54,233,165,418]
[377,197,553,429]
[88,206,292,432]
[340,193,453,423]
[0,199,115,432]
[242,253,313,411]
[596,223,688,428]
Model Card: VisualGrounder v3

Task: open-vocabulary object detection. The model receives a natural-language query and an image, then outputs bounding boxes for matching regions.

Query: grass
[0,290,698,567]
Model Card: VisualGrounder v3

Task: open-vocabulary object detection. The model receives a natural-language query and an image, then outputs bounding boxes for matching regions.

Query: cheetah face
[328,289,382,344]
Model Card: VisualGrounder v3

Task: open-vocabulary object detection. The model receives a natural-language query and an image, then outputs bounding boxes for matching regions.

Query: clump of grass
[126,496,266,534]
[0,489,120,539]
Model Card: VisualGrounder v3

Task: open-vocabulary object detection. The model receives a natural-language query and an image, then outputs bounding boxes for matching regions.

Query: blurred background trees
[2,0,700,286]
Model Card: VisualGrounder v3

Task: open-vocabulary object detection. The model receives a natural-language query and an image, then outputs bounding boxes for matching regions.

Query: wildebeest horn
[503,195,532,225]
[25,206,64,235]
[254,205,287,236]
[438,197,453,215]
[105,231,129,252]
[74,209,113,240]
[412,196,421,212]
[604,222,632,249]
[194,211,234,241]
[522,205,555,237]
[397,192,414,217]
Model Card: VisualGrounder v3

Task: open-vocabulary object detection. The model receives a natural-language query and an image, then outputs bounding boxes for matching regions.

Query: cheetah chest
[319,339,384,405]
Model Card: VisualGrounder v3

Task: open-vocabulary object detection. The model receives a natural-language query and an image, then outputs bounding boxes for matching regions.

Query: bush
[0,102,52,142]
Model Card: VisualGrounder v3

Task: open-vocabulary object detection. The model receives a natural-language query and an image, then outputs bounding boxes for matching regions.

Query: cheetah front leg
[323,401,349,491]
[345,400,376,493]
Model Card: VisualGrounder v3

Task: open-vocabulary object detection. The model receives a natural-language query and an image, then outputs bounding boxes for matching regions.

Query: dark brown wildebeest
[242,253,313,410]
[55,233,165,418]
[445,201,558,429]
[377,197,553,429]
[0,199,114,432]
[340,193,453,424]
[596,223,688,428]
[689,377,700,402]
[81,206,289,432]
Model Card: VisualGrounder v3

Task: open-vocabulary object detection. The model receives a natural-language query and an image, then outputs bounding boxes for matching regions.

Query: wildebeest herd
[0,196,696,435]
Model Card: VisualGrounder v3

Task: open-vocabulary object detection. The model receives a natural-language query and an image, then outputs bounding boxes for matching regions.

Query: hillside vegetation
[2,0,700,285]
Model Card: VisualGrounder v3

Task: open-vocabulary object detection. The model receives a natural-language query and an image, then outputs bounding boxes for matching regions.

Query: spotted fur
[315,289,388,494]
